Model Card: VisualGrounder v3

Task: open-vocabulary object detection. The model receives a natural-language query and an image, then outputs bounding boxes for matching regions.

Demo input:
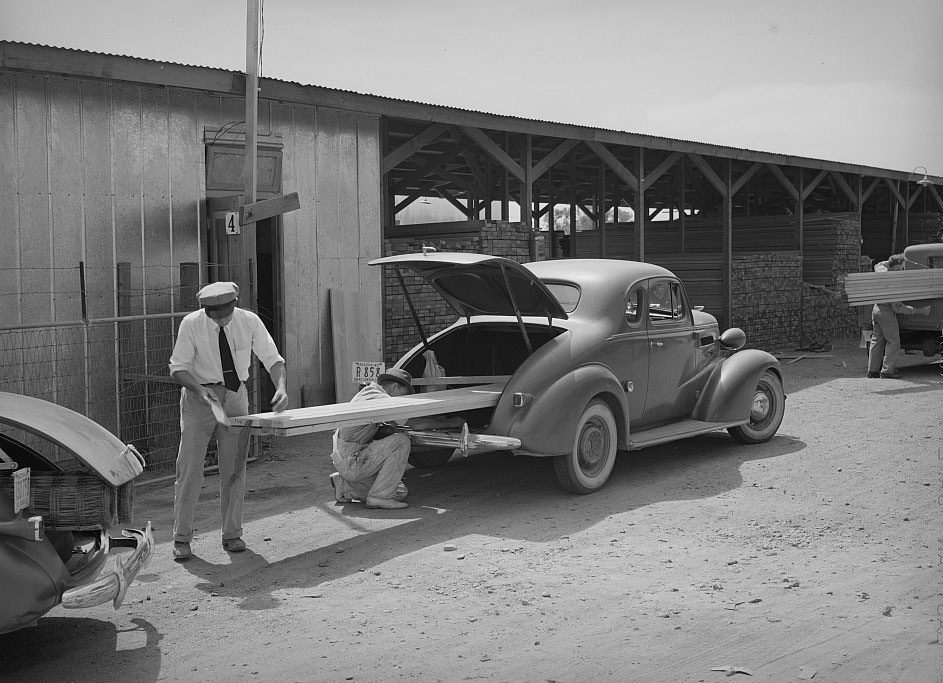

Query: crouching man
[330,368,462,509]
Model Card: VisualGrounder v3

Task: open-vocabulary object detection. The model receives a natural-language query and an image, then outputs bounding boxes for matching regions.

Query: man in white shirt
[168,281,287,560]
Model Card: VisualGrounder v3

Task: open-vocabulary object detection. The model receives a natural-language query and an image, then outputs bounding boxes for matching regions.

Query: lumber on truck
[231,382,506,437]
[843,269,943,306]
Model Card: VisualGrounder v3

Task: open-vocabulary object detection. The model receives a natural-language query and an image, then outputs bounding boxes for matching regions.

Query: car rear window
[545,283,581,313]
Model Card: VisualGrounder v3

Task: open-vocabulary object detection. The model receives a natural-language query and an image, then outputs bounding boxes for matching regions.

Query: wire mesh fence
[0,258,264,478]
[0,315,186,477]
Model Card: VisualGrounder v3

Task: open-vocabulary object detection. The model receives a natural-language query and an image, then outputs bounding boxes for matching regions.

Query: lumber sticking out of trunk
[844,270,943,305]
[232,383,506,436]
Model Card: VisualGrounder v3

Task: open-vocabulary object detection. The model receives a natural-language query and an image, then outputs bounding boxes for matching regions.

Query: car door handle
[652,341,664,347]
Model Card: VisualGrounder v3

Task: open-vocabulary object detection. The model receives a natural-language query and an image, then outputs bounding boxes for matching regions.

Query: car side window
[625,286,643,325]
[649,278,688,323]
[669,281,688,319]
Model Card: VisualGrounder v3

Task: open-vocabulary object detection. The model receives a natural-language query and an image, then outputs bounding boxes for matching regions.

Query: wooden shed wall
[0,69,381,425]
[272,104,383,405]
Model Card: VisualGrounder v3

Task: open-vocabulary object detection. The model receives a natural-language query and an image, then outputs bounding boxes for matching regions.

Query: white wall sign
[225,211,240,235]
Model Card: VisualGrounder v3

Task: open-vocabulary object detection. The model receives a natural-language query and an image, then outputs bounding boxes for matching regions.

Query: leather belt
[201,381,242,390]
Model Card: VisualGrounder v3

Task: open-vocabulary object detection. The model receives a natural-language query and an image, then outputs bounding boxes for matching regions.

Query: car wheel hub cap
[579,420,608,473]
[751,390,770,422]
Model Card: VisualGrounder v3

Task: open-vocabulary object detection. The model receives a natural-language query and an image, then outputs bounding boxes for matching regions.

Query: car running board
[628,419,747,450]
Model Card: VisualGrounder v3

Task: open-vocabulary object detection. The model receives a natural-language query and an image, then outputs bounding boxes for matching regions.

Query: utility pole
[242,0,261,310]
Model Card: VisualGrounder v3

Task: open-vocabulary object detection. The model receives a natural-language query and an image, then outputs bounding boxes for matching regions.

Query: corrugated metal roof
[1,40,938,183]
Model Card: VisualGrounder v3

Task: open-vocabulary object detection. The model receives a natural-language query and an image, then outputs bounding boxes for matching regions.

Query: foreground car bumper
[61,521,154,610]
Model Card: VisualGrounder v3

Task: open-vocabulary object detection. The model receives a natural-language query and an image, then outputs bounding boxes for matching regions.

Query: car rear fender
[502,364,629,456]
[691,349,782,423]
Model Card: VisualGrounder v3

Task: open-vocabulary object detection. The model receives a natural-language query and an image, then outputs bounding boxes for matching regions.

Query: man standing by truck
[867,255,930,379]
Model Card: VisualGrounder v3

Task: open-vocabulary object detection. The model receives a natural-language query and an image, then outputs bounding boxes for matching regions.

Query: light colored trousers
[868,304,901,373]
[173,384,250,543]
[331,432,410,500]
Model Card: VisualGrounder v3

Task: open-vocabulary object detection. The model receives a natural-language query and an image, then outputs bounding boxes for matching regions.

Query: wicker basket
[0,472,134,530]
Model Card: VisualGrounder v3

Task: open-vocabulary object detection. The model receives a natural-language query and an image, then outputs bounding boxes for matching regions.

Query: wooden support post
[636,148,646,262]
[522,135,534,259]
[723,159,733,329]
[502,132,510,221]
[485,159,493,220]
[598,163,606,257]
[891,191,899,254]
[567,155,577,258]
[903,182,911,248]
[548,169,556,258]
[680,157,687,253]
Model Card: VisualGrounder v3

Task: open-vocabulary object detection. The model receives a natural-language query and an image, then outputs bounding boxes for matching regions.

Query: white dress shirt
[169,307,284,384]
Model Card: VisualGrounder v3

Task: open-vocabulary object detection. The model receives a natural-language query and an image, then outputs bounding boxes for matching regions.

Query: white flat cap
[197,281,239,306]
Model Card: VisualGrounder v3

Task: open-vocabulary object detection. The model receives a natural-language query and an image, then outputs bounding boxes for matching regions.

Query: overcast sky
[2,0,941,175]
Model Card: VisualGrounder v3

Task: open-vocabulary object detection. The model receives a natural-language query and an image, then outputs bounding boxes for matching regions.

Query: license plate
[352,361,385,384]
[14,467,30,513]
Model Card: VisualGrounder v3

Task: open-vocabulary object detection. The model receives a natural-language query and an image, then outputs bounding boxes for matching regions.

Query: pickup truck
[899,243,943,356]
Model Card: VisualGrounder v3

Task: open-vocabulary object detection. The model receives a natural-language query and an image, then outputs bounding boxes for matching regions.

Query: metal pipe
[394,266,429,350]
[500,263,533,354]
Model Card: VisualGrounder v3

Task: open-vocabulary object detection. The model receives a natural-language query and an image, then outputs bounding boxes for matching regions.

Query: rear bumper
[61,521,154,610]
[406,423,520,456]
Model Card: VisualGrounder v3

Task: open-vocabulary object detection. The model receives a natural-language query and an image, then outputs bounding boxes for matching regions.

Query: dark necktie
[218,327,240,392]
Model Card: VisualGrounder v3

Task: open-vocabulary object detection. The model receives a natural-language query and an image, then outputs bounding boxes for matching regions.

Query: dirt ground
[2,341,942,683]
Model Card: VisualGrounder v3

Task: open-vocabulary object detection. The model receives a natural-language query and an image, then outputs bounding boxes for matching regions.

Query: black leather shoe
[866,371,880,378]
[880,371,903,379]
[222,537,246,552]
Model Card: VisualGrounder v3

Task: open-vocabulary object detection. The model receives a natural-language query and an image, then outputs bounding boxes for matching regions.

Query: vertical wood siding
[275,103,382,405]
[0,69,382,429]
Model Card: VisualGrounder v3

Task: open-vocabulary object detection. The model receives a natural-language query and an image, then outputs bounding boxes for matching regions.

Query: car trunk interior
[400,322,565,428]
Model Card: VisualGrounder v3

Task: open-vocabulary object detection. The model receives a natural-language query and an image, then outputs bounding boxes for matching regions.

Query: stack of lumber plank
[843,270,943,306]
[231,382,505,437]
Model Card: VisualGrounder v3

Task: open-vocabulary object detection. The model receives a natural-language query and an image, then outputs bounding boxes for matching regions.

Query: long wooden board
[844,270,943,306]
[231,383,505,437]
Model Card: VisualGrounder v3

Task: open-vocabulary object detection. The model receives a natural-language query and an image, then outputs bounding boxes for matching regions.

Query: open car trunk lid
[0,392,143,486]
[369,252,568,320]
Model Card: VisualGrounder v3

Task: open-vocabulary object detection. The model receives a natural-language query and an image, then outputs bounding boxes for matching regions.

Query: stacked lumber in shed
[843,270,943,306]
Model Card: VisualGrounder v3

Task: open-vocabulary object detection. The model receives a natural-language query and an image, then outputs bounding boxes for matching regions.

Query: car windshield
[544,282,581,313]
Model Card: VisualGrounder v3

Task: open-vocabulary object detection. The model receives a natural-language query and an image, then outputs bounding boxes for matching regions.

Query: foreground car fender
[0,523,70,635]
[691,349,783,423]
[498,363,629,457]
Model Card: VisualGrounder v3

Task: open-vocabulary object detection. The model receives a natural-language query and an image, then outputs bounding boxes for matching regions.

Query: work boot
[394,480,409,502]
[330,472,356,503]
[366,497,408,510]
[222,537,246,552]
